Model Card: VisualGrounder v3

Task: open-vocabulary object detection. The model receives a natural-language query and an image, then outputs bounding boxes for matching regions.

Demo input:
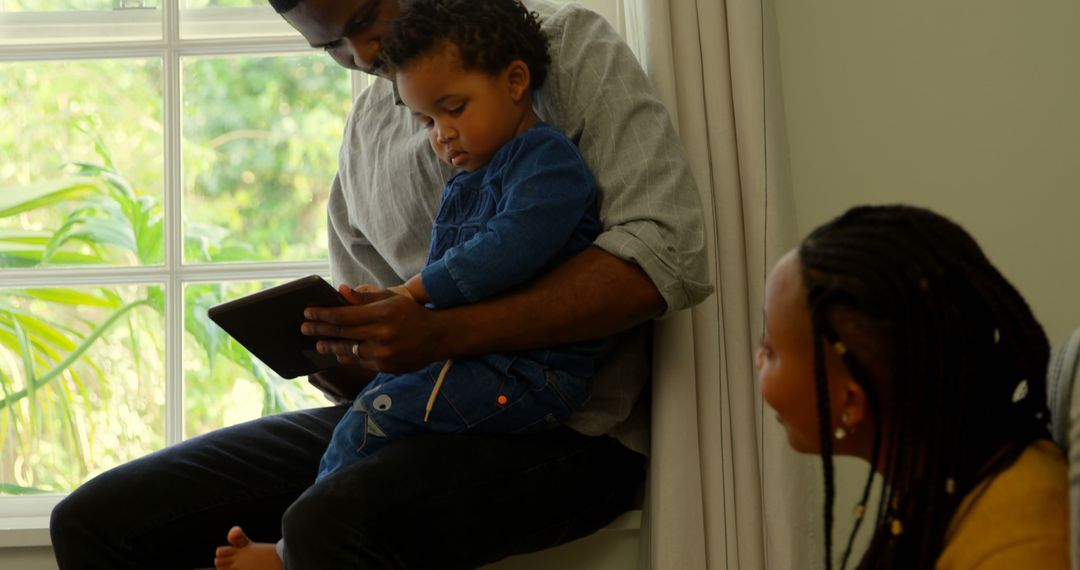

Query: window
[0,1,358,517]
[0,0,623,530]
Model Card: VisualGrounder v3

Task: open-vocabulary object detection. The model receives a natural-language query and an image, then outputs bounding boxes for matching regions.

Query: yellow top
[936,439,1069,570]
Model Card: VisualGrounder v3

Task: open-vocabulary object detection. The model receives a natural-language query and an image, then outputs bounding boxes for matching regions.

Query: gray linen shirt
[326,0,712,454]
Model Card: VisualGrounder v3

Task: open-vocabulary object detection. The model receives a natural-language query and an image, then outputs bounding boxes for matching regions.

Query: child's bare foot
[214,526,283,570]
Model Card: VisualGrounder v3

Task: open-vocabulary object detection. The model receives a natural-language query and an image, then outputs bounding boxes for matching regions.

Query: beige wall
[775,0,1080,344]
[0,547,56,570]
[774,0,1080,562]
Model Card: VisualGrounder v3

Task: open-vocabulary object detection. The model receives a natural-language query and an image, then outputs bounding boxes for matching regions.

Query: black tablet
[208,275,350,379]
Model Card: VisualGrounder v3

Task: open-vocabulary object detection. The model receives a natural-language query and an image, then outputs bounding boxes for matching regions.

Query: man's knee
[281,486,334,544]
[281,481,404,567]
[50,490,86,545]
[50,459,149,551]
[50,471,116,541]
[50,477,123,566]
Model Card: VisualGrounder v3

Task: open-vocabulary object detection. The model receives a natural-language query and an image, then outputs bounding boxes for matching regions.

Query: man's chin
[330,59,389,78]
[357,62,393,79]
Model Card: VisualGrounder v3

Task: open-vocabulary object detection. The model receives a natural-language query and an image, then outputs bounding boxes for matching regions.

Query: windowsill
[0,517,51,548]
[0,508,642,550]
[601,509,642,531]
[0,495,60,548]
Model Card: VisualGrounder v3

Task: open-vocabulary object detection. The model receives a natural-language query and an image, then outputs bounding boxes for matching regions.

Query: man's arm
[304,245,663,373]
[537,5,714,317]
[441,245,664,354]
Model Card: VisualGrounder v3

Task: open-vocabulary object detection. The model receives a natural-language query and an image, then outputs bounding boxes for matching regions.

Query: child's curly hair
[381,0,551,91]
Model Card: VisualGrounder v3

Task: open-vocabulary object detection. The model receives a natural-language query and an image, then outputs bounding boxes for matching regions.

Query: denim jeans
[50,404,645,569]
[319,355,591,479]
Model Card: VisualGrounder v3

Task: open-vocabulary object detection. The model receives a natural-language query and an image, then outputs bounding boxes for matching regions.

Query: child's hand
[388,285,416,301]
[339,283,379,305]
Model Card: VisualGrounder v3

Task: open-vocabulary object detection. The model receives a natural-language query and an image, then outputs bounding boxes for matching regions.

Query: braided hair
[380,0,551,90]
[798,205,1050,569]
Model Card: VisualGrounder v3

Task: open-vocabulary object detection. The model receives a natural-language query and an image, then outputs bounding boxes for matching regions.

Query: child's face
[396,48,532,172]
[758,252,844,453]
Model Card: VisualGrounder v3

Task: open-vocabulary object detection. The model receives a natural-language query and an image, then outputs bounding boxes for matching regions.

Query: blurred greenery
[186,0,262,7]
[3,1,132,10]
[0,51,350,494]
[183,54,349,263]
[0,0,273,9]
[0,1,267,13]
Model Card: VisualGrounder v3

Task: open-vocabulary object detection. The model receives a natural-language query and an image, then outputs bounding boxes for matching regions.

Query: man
[50,0,711,567]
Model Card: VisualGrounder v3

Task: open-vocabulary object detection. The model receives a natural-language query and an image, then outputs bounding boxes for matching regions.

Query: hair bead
[1011,379,1029,403]
[890,518,904,536]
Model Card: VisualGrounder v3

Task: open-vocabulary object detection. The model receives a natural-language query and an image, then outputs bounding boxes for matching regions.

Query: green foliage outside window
[0,54,352,494]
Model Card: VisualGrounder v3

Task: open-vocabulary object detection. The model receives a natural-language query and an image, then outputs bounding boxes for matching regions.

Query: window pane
[0,59,164,269]
[179,3,297,40]
[183,279,327,439]
[181,54,350,264]
[0,3,162,45]
[0,284,165,495]
[185,0,262,7]
[2,1,137,10]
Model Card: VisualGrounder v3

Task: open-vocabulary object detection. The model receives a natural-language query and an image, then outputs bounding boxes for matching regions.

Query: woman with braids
[757,204,1068,569]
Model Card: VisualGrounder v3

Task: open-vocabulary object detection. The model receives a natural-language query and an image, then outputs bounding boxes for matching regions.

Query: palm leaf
[0,483,49,495]
[0,230,50,246]
[72,123,116,173]
[18,288,118,308]
[0,249,105,268]
[12,316,36,401]
[0,299,151,411]
[0,178,100,219]
[0,310,80,351]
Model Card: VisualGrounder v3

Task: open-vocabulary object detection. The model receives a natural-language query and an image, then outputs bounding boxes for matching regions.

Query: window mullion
[164,0,184,447]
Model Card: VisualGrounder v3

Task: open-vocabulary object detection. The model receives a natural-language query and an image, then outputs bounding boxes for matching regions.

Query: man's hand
[301,247,665,376]
[302,285,449,373]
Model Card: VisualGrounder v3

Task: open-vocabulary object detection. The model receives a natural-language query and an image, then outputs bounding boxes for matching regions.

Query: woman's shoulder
[936,440,1069,569]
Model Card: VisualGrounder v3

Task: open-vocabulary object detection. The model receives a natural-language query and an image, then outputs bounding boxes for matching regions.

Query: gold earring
[835,412,851,440]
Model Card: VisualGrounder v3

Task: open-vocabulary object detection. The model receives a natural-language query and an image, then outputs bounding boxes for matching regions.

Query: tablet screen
[208,275,349,379]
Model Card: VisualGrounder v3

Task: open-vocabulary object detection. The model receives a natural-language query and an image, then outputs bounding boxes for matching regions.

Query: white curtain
[626,0,824,568]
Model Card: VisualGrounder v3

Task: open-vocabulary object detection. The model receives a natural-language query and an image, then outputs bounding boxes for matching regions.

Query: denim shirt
[419,122,606,377]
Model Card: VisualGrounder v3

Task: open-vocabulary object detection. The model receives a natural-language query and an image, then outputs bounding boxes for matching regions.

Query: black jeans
[50,404,645,569]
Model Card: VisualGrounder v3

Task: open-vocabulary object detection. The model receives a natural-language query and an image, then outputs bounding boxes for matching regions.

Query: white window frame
[0,2,361,545]
[0,0,624,548]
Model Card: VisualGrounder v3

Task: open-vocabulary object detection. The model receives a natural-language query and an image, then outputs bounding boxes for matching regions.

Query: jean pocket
[543,367,592,411]
[494,360,589,430]
[427,357,515,430]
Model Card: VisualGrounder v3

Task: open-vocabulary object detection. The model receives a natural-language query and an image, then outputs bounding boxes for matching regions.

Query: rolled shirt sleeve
[535,3,714,317]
